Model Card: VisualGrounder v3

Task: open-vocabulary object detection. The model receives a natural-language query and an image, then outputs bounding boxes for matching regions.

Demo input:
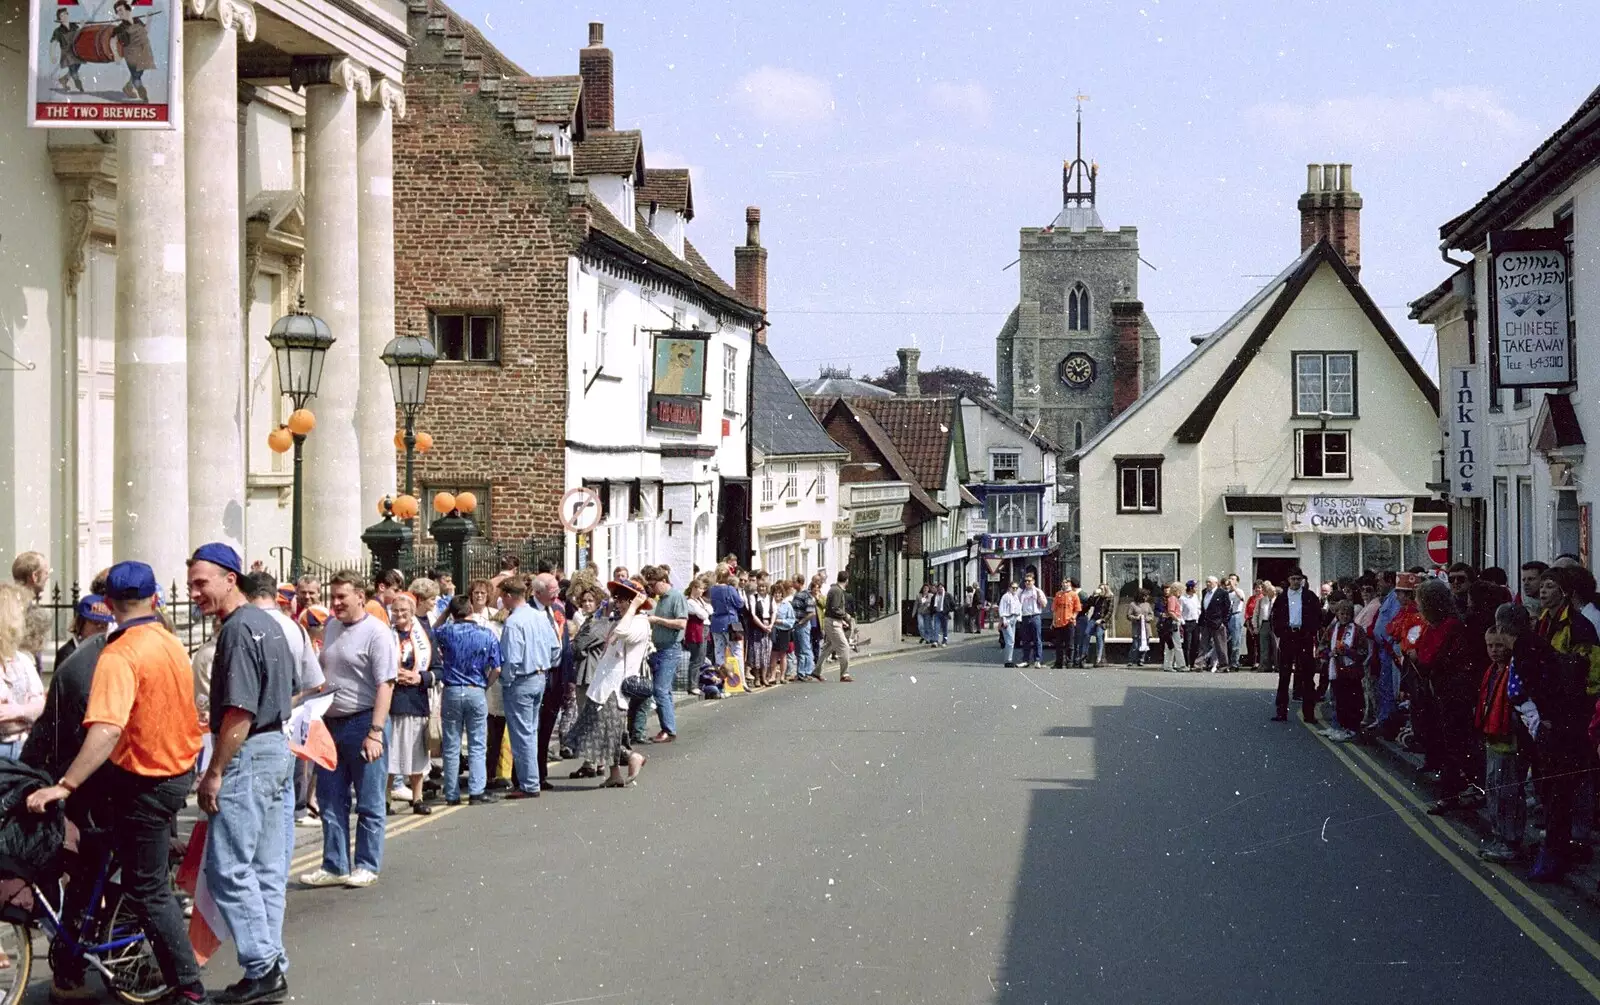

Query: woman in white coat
[569,579,652,787]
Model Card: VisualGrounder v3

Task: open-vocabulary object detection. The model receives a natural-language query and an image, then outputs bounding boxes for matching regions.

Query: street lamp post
[267,296,335,581]
[381,332,439,498]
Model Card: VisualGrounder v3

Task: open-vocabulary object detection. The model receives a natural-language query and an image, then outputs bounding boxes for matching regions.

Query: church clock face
[1059,352,1097,389]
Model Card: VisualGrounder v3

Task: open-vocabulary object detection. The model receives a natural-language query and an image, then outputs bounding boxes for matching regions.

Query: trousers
[1276,630,1317,721]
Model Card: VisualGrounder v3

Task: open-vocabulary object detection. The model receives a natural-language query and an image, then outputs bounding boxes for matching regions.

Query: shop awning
[1534,392,1585,456]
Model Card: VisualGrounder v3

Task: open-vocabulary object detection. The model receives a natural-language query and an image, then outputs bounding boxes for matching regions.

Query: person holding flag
[187,544,298,1004]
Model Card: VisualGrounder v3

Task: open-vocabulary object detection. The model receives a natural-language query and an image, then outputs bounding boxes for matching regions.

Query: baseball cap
[299,605,332,629]
[188,542,243,576]
[76,594,115,624]
[104,561,159,601]
[1185,579,1196,588]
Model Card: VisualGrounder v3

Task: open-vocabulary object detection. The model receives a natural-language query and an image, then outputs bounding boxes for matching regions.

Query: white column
[301,58,370,561]
[357,80,403,510]
[184,1,254,555]
[114,128,188,584]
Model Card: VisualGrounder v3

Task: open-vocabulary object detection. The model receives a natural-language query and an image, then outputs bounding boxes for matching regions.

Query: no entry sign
[1425,524,1450,566]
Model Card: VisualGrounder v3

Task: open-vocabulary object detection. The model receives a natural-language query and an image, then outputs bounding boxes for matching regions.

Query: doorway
[1253,556,1299,588]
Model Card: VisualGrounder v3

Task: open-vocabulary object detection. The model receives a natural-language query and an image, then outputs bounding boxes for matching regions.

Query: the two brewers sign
[28,1,179,128]
[1488,229,1572,389]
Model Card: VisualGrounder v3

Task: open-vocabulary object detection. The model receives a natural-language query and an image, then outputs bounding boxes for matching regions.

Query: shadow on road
[990,681,1586,1005]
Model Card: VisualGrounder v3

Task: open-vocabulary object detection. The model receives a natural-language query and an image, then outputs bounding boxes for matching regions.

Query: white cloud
[928,81,992,127]
[732,67,835,126]
[1244,87,1532,151]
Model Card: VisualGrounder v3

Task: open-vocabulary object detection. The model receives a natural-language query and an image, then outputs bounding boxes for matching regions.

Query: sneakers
[298,868,347,888]
[294,814,318,828]
[1479,840,1517,863]
[345,868,379,888]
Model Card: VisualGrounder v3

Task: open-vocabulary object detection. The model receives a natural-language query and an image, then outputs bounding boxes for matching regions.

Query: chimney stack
[897,347,922,397]
[579,22,614,132]
[1110,300,1144,417]
[735,207,769,340]
[1297,162,1362,277]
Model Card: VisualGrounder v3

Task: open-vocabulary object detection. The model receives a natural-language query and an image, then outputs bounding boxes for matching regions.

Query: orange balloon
[394,494,419,519]
[455,491,477,514]
[433,491,457,514]
[267,426,293,454]
[393,431,404,450]
[415,431,434,453]
[286,408,316,436]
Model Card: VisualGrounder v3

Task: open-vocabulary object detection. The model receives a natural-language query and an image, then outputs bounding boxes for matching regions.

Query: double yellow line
[288,803,465,876]
[1306,722,1600,998]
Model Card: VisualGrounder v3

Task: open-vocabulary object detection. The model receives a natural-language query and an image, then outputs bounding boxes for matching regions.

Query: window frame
[722,344,740,415]
[1066,283,1090,332]
[1290,351,1359,418]
[1294,429,1352,480]
[420,481,491,536]
[782,461,799,503]
[1115,457,1162,514]
[985,491,1042,534]
[596,285,619,369]
[989,450,1021,482]
[428,308,501,364]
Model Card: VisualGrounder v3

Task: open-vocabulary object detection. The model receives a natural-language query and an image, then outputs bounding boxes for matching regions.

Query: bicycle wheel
[97,890,167,1005]
[0,922,32,1005]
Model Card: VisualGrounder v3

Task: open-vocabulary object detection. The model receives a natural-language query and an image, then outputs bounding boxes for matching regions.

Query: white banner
[1283,496,1413,536]
[1447,365,1485,498]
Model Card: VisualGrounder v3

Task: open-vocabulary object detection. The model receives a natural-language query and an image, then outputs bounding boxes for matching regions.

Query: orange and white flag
[286,694,337,770]
[175,820,227,966]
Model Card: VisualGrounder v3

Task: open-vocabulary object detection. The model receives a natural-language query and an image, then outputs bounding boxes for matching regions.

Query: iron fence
[35,580,214,676]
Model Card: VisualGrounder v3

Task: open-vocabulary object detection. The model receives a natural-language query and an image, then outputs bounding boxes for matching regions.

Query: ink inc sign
[1489,230,1571,389]
[1448,366,1485,499]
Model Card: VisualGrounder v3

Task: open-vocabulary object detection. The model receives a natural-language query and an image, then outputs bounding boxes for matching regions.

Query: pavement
[21,639,1600,1003]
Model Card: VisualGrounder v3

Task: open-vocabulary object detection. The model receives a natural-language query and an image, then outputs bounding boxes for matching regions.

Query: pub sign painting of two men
[28,0,179,128]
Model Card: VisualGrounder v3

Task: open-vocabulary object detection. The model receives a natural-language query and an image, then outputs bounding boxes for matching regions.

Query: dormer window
[1067,283,1091,331]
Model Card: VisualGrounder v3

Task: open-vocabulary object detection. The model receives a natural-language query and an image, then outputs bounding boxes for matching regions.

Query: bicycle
[0,827,168,1005]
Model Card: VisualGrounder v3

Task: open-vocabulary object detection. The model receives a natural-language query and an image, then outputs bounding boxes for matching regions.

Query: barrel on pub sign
[70,24,122,65]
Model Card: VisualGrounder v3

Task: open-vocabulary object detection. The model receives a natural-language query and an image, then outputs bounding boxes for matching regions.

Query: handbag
[621,668,655,700]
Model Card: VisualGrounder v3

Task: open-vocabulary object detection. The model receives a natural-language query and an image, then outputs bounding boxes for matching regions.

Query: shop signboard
[1487,229,1572,390]
[29,1,180,128]
[1447,365,1485,498]
[1282,496,1413,536]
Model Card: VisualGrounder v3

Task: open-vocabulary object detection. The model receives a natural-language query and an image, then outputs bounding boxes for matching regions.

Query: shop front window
[1100,550,1178,639]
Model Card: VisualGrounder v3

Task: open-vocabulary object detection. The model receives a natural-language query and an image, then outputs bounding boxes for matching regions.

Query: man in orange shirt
[1052,579,1082,669]
[28,560,207,1004]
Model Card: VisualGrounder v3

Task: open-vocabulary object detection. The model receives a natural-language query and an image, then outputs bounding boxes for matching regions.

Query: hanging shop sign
[1282,496,1412,536]
[29,1,180,128]
[1447,365,1485,499]
[1488,229,1572,389]
[645,330,710,433]
[646,392,703,433]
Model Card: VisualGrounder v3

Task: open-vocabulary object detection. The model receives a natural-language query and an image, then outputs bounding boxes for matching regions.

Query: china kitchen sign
[1283,496,1413,536]
[1488,229,1572,389]
[28,0,180,128]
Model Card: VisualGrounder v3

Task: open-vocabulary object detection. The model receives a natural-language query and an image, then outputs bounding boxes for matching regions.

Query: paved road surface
[31,641,1600,1003]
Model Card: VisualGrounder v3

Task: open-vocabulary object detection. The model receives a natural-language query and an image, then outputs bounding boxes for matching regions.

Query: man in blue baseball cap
[188,543,299,1004]
[54,593,115,669]
[28,559,207,1003]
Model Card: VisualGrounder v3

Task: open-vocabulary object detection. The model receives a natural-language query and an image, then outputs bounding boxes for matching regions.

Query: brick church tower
[995,105,1160,456]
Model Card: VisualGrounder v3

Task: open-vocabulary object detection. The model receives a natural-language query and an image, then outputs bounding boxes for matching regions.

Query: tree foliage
[866,363,997,400]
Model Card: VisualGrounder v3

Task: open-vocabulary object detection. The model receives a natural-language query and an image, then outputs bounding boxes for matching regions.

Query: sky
[445,0,1598,386]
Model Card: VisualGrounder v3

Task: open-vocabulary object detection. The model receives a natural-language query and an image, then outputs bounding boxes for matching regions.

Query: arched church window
[1067,284,1090,331]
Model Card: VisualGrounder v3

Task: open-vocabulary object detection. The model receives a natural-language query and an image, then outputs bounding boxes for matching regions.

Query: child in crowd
[699,664,726,699]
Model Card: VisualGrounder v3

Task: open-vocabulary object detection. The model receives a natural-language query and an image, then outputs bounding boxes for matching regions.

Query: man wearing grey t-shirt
[301,573,397,890]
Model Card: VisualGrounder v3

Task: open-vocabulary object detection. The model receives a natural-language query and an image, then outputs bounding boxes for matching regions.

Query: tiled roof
[813,399,946,517]
[795,374,895,398]
[524,75,582,124]
[640,168,694,220]
[574,129,643,180]
[582,197,760,319]
[751,343,848,458]
[965,395,1062,453]
[809,395,956,492]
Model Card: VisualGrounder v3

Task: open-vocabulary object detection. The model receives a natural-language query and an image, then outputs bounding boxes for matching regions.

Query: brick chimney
[1297,163,1362,277]
[897,347,921,397]
[579,22,613,132]
[734,207,768,341]
[1110,300,1144,416]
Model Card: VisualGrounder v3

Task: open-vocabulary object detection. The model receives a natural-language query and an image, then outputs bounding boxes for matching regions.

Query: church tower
[996,104,1159,456]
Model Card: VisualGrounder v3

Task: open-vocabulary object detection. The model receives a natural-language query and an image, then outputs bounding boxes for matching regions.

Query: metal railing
[35,581,214,675]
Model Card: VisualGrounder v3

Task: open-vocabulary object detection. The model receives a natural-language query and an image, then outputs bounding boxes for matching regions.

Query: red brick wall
[393,62,584,543]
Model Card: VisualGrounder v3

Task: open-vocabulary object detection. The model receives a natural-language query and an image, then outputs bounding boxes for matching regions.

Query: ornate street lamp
[267,296,335,581]
[381,331,438,497]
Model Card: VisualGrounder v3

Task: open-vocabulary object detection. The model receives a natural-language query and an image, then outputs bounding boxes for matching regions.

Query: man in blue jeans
[189,542,298,1005]
[498,575,557,799]
[790,575,817,679]
[642,565,687,741]
[301,572,397,890]
[434,595,501,805]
